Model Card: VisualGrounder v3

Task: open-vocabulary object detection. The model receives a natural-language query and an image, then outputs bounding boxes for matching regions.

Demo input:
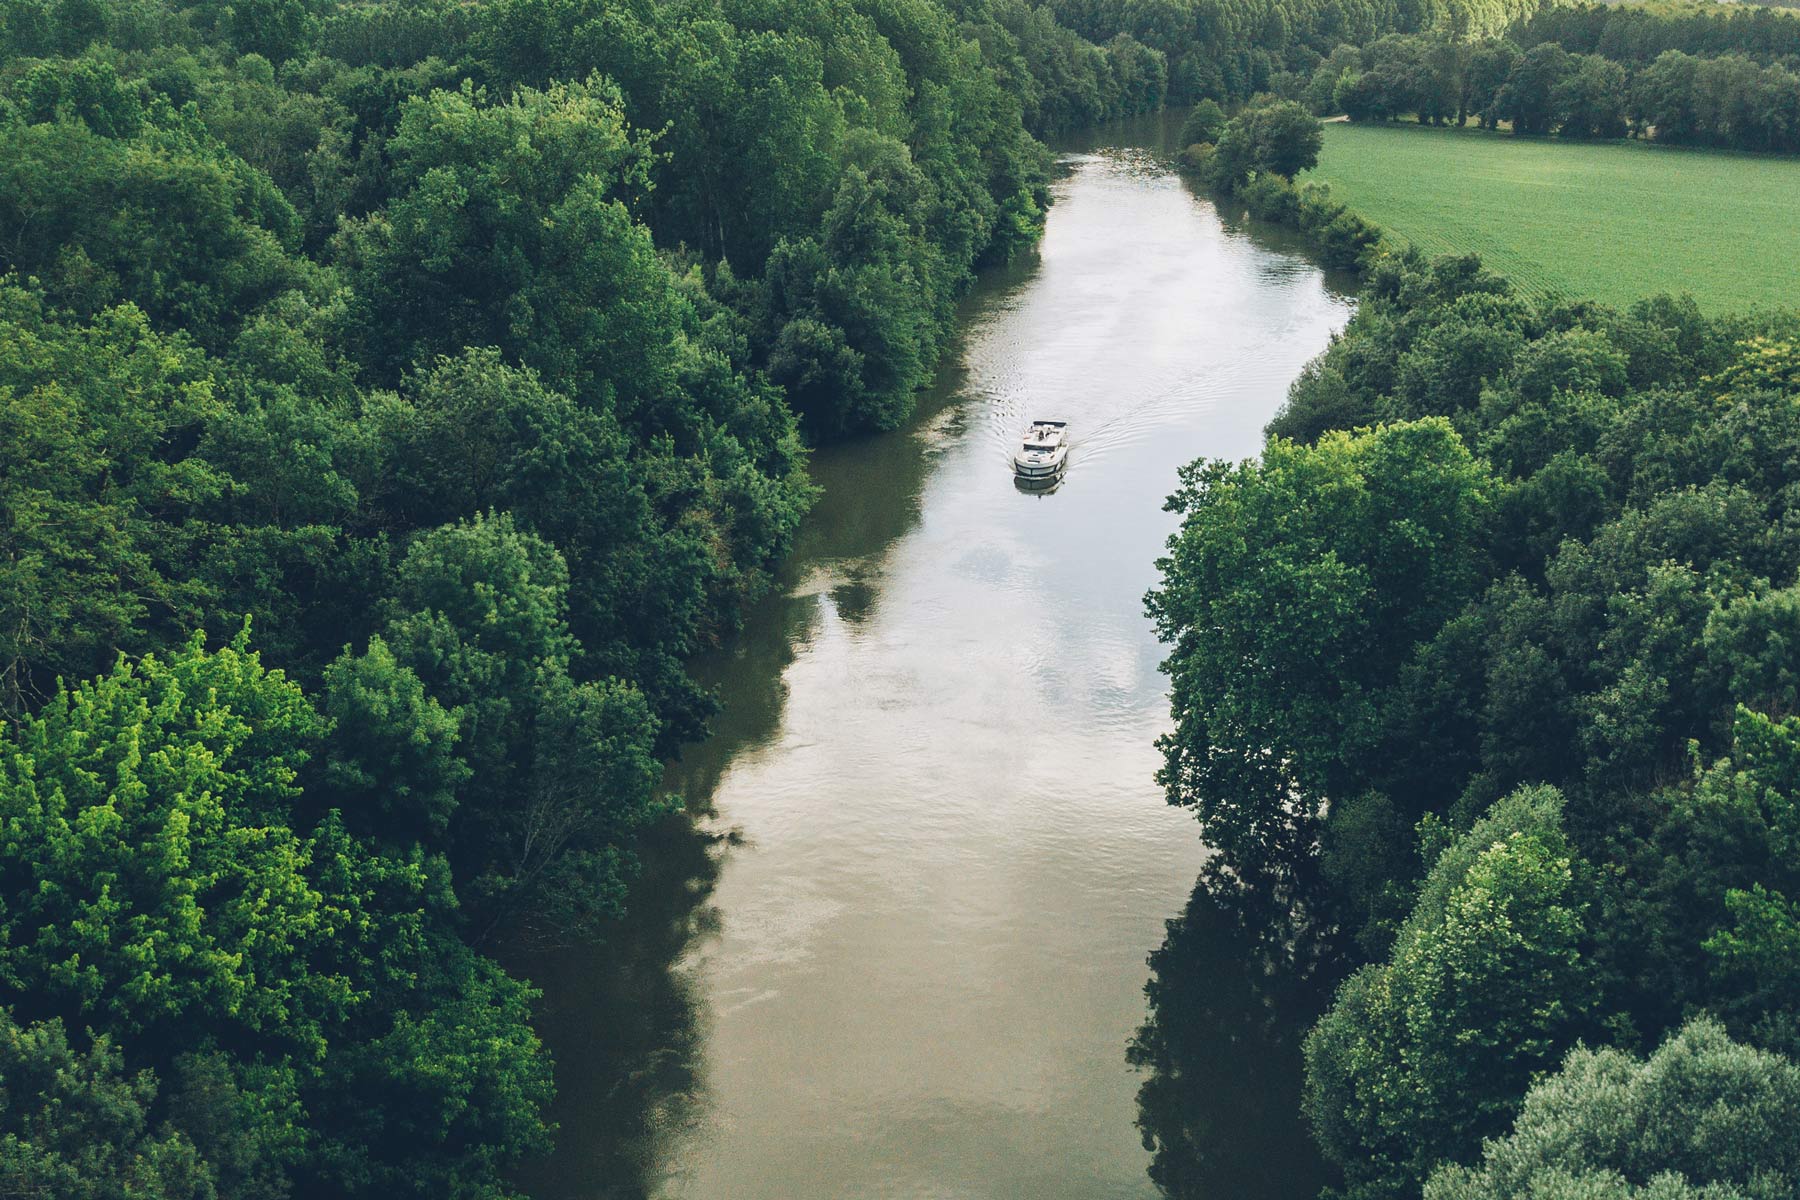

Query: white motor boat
[1013,420,1069,481]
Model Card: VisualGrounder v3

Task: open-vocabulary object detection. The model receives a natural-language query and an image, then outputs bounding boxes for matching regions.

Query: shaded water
[518,117,1354,1200]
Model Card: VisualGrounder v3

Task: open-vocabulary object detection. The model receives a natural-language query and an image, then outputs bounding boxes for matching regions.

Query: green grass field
[1312,122,1800,313]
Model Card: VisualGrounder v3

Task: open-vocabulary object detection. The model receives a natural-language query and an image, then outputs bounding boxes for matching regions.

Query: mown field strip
[1313,122,1800,312]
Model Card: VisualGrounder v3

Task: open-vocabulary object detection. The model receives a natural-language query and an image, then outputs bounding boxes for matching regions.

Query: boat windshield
[1025,443,1053,452]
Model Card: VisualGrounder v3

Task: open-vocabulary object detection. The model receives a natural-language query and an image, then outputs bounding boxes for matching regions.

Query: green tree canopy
[0,288,225,714]
[1206,97,1324,187]
[375,513,667,933]
[0,1009,215,1199]
[0,99,305,346]
[1304,786,1601,1200]
[1426,1018,1800,1200]
[1180,96,1226,145]
[1148,417,1495,885]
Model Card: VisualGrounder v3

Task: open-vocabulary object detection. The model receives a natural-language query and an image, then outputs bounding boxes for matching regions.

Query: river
[516,115,1355,1200]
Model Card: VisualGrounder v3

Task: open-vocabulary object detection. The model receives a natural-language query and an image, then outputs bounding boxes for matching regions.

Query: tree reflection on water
[508,809,721,1200]
[1130,873,1345,1200]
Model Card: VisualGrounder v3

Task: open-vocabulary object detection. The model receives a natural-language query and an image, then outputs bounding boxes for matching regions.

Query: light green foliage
[0,632,553,1197]
[1425,1018,1800,1200]
[0,635,347,1190]
[1705,336,1800,404]
[1313,122,1800,311]
[0,631,348,1049]
[1305,787,1599,1200]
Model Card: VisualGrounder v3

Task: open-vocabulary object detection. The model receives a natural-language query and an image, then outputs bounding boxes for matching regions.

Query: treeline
[1043,0,1547,102]
[976,0,1173,132]
[0,0,1152,1193]
[1321,31,1800,151]
[1516,0,1800,63]
[1149,244,1800,1199]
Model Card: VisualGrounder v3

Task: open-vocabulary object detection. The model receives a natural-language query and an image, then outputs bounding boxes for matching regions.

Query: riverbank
[511,126,1354,1199]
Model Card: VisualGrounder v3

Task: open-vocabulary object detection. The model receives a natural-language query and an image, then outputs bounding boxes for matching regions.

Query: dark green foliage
[1205,97,1323,187]
[1045,0,1546,105]
[1646,708,1800,1054]
[468,0,1063,435]
[1234,174,1383,269]
[1304,787,1600,1199]
[1131,882,1338,1199]
[370,512,667,933]
[0,87,306,346]
[1159,246,1800,1197]
[321,636,467,839]
[342,76,662,396]
[0,289,226,715]
[981,0,1170,131]
[1147,417,1495,888]
[10,56,145,134]
[759,144,948,436]
[1551,52,1627,138]
[0,1010,213,1198]
[0,0,1147,1185]
[1517,1,1800,64]
[1180,97,1226,146]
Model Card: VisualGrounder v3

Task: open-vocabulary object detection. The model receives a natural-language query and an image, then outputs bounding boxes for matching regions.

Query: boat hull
[1012,451,1068,479]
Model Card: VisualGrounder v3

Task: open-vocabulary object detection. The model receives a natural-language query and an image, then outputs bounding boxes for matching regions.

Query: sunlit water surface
[517,118,1354,1200]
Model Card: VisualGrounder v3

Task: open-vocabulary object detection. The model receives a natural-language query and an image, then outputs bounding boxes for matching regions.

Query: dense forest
[1147,246,1800,1198]
[1044,0,1543,101]
[1516,0,1800,61]
[0,0,1180,1189]
[1319,28,1800,150]
[10,0,1798,1188]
